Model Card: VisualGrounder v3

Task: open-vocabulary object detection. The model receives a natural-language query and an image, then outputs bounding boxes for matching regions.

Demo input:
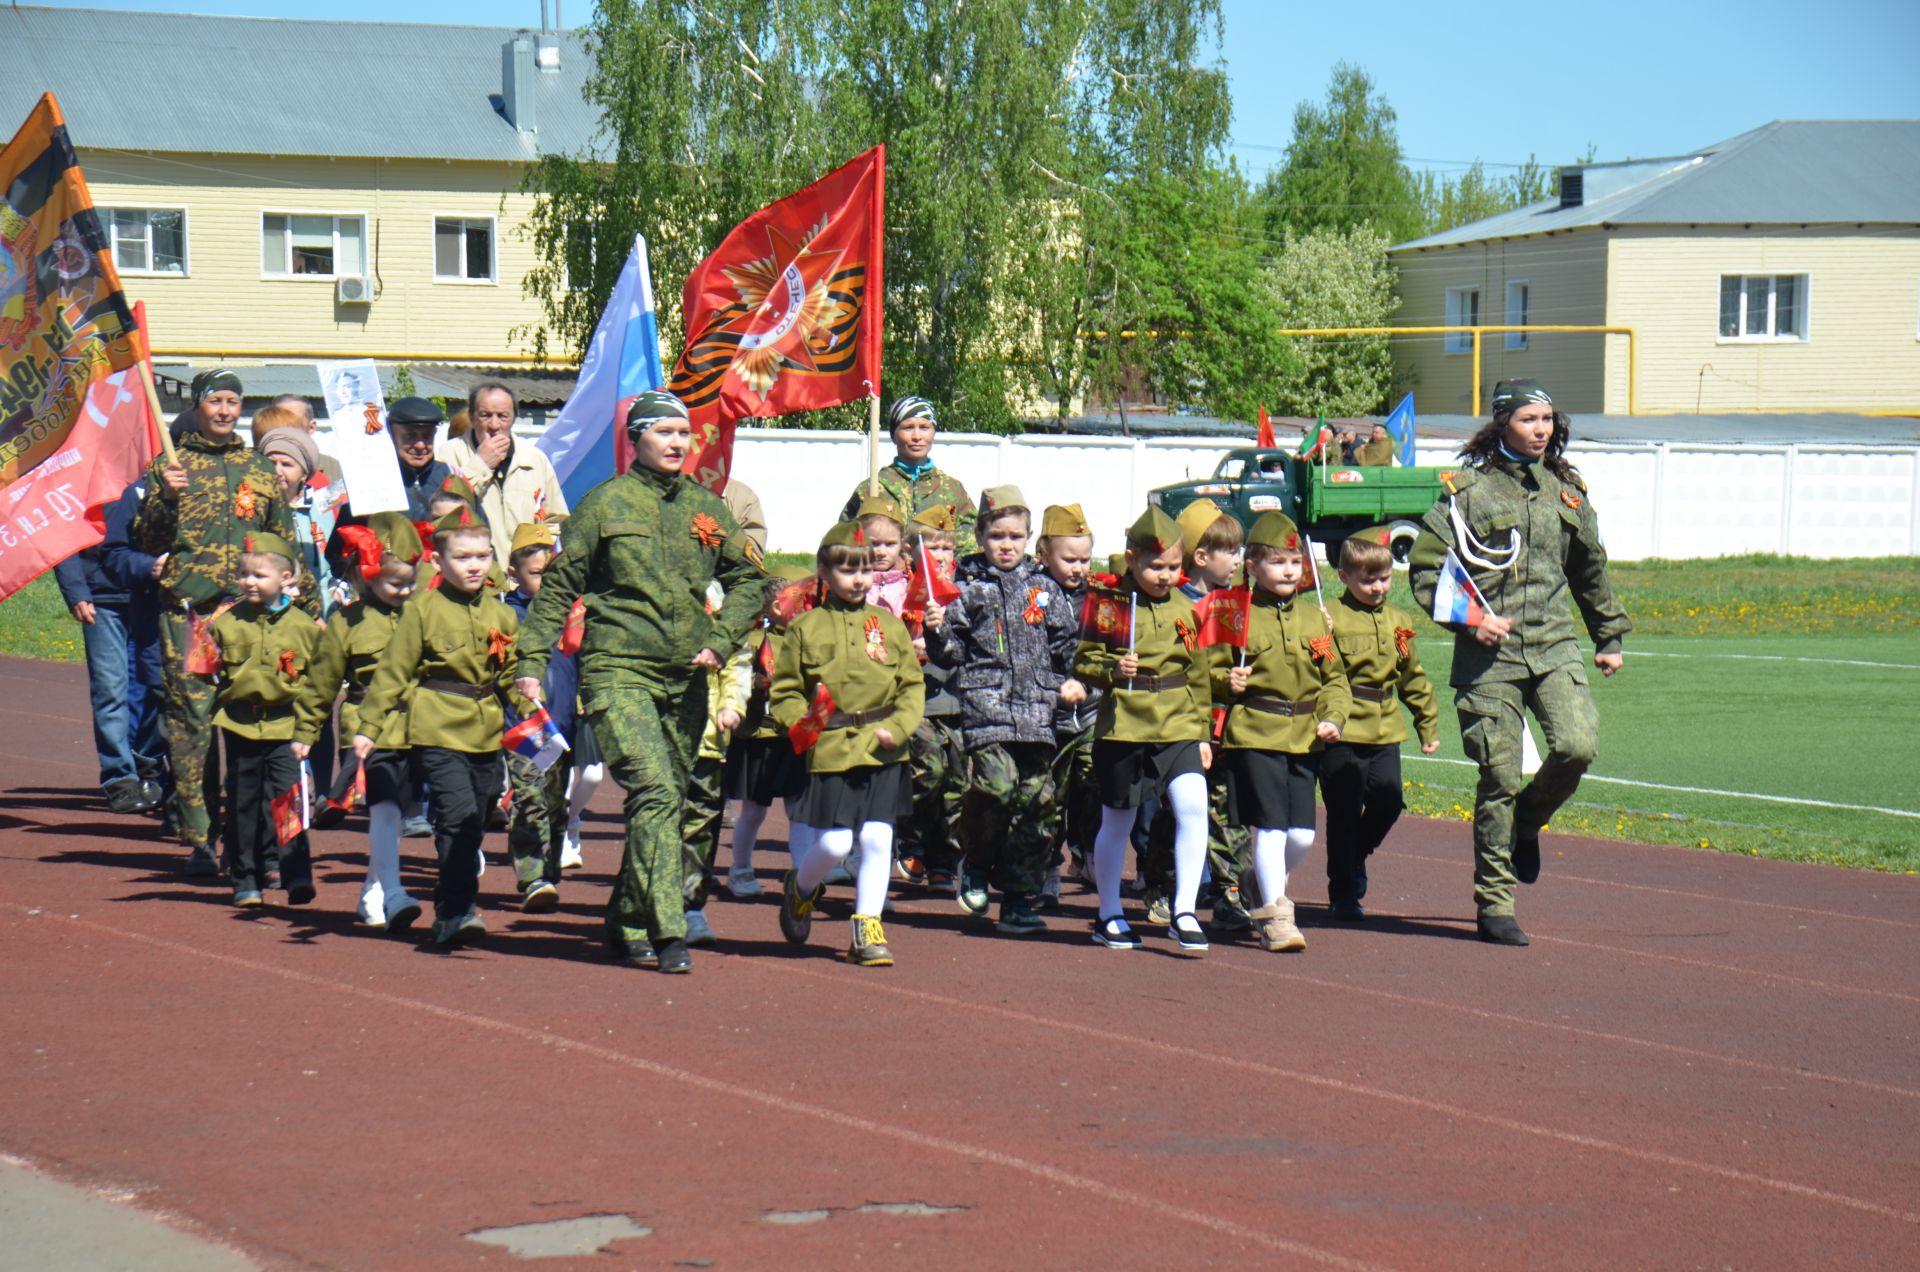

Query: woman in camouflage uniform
[1409,380,1631,947]
[840,396,978,540]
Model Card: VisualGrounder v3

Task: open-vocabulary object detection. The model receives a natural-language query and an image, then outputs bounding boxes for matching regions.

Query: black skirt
[793,762,911,830]
[363,748,412,807]
[1093,739,1205,810]
[1225,748,1321,830]
[570,718,601,768]
[725,735,807,806]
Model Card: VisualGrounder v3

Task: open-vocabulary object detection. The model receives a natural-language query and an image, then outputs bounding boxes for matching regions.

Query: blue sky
[38,0,1920,179]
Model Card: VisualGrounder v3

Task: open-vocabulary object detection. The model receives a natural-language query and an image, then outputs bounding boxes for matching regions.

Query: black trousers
[412,747,503,921]
[221,732,309,893]
[1320,742,1403,906]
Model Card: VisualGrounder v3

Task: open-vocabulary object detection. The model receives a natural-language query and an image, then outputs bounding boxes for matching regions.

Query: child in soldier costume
[354,506,529,947]
[1409,379,1630,947]
[928,487,1084,934]
[1211,512,1351,952]
[723,574,819,898]
[840,396,978,540]
[857,494,911,616]
[1073,507,1216,951]
[500,522,577,915]
[677,597,752,945]
[309,513,426,930]
[897,504,964,890]
[773,522,926,967]
[514,391,763,974]
[1036,504,1100,906]
[1323,528,1440,920]
[205,532,329,908]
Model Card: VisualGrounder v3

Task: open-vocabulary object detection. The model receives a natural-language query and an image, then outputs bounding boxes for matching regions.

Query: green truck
[1148,448,1456,564]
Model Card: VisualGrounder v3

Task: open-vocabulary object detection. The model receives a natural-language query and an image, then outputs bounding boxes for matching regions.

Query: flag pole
[867,389,881,497]
[131,303,176,464]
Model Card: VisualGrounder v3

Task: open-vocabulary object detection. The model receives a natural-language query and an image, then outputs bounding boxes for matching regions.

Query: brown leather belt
[1350,684,1392,705]
[1240,693,1318,717]
[826,705,893,728]
[1125,672,1188,693]
[421,678,492,701]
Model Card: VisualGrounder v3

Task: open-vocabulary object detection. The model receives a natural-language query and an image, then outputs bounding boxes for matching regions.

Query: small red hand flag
[788,683,837,755]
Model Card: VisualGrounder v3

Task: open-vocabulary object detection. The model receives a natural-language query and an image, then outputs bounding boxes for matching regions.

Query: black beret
[387,396,445,427]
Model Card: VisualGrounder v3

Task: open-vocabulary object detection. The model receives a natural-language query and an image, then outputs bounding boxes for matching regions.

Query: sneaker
[725,868,764,899]
[285,879,316,906]
[1144,895,1172,926]
[1250,899,1307,953]
[185,846,219,877]
[402,815,433,839]
[433,909,487,947]
[1477,914,1530,947]
[1330,898,1366,922]
[1513,829,1542,885]
[264,868,283,892]
[1170,911,1209,952]
[955,860,989,916]
[384,894,424,934]
[1035,866,1062,913]
[559,826,585,871]
[895,854,927,885]
[925,867,955,893]
[653,937,693,974]
[138,778,167,813]
[684,908,717,947]
[232,888,263,909]
[355,887,387,928]
[521,880,560,913]
[310,798,350,831]
[779,870,821,945]
[606,931,657,967]
[1091,915,1140,950]
[104,777,149,815]
[847,914,894,966]
[1210,884,1252,933]
[996,895,1047,936]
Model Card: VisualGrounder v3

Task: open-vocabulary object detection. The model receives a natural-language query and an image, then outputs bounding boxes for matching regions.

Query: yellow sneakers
[847,914,894,967]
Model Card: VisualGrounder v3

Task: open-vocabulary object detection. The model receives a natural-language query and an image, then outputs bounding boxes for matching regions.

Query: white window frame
[100,206,190,277]
[1504,279,1529,350]
[1717,272,1811,343]
[433,215,498,285]
[1444,286,1480,354]
[260,209,368,281]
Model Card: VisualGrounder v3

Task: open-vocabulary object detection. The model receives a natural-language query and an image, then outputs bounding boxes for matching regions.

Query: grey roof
[1,5,599,162]
[1393,121,1920,252]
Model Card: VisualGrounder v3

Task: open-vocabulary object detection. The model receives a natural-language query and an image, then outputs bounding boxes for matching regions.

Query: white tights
[730,798,815,874]
[565,762,605,836]
[1250,826,1316,908]
[364,800,408,903]
[798,821,893,917]
[1091,771,1209,920]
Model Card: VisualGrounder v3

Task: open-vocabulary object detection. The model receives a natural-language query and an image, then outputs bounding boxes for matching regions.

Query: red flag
[902,540,960,617]
[788,682,837,755]
[667,147,886,492]
[182,602,232,675]
[1078,587,1133,648]
[1193,586,1252,648]
[557,596,587,656]
[1256,405,1275,449]
[270,777,306,846]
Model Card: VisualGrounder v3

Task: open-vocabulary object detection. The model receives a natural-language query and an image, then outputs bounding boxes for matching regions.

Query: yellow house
[1,5,594,395]
[1389,121,1920,415]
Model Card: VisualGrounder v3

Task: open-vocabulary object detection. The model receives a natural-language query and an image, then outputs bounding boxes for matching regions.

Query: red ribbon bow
[1022,587,1046,625]
[1308,634,1334,663]
[690,512,726,549]
[486,628,514,665]
[1175,618,1197,652]
[278,649,300,682]
[1394,626,1416,657]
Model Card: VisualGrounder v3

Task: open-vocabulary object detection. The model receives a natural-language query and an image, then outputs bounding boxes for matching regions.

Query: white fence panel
[1788,448,1920,558]
[1563,447,1660,561]
[1659,449,1793,560]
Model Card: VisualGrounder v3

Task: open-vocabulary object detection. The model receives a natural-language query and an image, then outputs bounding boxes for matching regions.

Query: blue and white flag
[537,234,665,505]
[1431,548,1492,627]
[1384,392,1416,467]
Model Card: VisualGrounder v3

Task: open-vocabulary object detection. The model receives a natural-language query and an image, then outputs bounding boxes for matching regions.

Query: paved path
[2,656,1915,1269]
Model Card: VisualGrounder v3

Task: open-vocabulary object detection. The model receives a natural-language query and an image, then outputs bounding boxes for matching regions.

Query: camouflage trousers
[679,755,726,908]
[159,610,222,851]
[1143,769,1248,907]
[506,750,570,891]
[1455,665,1599,917]
[960,741,1058,898]
[580,665,707,946]
[903,716,965,871]
[1050,725,1099,871]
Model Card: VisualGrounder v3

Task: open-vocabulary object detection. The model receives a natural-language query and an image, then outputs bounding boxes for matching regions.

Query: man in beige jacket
[440,381,569,562]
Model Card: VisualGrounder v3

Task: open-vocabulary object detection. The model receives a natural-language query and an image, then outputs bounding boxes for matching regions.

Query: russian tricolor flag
[504,705,570,774]
[1432,548,1493,626]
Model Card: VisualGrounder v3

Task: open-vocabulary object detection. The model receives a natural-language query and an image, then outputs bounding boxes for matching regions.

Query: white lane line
[1404,755,1920,820]
[1627,650,1920,670]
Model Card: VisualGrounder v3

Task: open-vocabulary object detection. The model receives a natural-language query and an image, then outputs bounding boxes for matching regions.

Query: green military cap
[1490,378,1552,414]
[819,520,868,550]
[770,562,815,583]
[366,511,424,562]
[241,530,297,563]
[979,484,1027,516]
[625,389,689,433]
[432,504,485,535]
[1246,510,1302,551]
[387,396,444,427]
[1040,503,1090,538]
[1346,524,1393,549]
[1126,505,1183,555]
[855,493,906,525]
[509,521,560,557]
[909,504,956,534]
[1107,552,1129,576]
[438,473,480,506]
[1175,498,1226,553]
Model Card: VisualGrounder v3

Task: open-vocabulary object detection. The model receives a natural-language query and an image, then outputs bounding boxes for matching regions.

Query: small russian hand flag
[1432,548,1493,627]
[504,706,570,774]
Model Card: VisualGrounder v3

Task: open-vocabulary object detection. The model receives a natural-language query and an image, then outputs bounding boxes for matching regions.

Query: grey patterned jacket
[928,558,1079,747]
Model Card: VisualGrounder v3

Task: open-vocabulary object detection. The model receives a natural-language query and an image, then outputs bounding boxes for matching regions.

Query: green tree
[1259,225,1398,416]
[1413,156,1554,235]
[1257,63,1424,246]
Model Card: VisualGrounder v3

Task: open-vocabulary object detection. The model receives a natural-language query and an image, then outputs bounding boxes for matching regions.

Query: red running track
[1,656,1915,1269]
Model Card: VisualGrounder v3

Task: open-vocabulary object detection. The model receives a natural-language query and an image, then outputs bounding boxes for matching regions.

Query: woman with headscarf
[839,396,978,540]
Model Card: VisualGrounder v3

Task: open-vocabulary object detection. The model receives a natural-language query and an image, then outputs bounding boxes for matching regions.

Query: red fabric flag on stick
[1078,587,1134,648]
[1193,586,1253,648]
[666,147,887,492]
[269,775,306,846]
[1256,405,1275,450]
[788,682,837,755]
[903,540,960,617]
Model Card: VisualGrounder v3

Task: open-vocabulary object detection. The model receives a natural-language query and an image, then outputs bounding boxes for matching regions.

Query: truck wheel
[1388,521,1420,565]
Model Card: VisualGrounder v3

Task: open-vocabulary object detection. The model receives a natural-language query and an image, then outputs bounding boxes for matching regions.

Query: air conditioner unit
[336,275,372,304]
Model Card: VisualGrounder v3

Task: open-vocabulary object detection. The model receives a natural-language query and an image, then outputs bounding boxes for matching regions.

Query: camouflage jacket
[1409,457,1632,687]
[134,430,317,616]
[928,558,1078,747]
[518,466,764,686]
[841,461,977,541]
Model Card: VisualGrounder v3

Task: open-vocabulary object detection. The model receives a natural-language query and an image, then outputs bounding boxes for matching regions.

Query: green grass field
[6,556,1917,871]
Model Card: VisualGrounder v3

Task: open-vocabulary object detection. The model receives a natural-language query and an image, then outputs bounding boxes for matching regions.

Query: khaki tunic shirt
[307,598,409,748]
[1327,593,1438,747]
[1073,586,1211,745]
[208,601,329,743]
[771,598,926,774]
[1209,591,1351,753]
[357,585,528,753]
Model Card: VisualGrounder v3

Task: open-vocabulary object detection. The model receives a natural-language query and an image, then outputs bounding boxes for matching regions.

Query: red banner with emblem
[666,147,885,492]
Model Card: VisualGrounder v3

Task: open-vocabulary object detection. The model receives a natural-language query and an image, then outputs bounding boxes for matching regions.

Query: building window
[1505,280,1529,350]
[262,213,365,278]
[1444,286,1480,353]
[1718,273,1808,341]
[435,217,496,282]
[101,208,188,276]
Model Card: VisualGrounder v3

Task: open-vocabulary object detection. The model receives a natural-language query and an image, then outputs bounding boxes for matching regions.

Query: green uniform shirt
[357,584,527,753]
[770,597,926,773]
[1327,593,1438,748]
[519,467,763,685]
[1354,437,1395,467]
[1072,586,1211,745]
[1409,459,1632,686]
[207,601,329,744]
[307,597,409,748]
[841,463,978,540]
[1209,590,1351,753]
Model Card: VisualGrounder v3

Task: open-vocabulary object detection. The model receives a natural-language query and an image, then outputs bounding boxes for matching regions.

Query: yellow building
[1,5,593,403]
[1389,121,1920,415]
